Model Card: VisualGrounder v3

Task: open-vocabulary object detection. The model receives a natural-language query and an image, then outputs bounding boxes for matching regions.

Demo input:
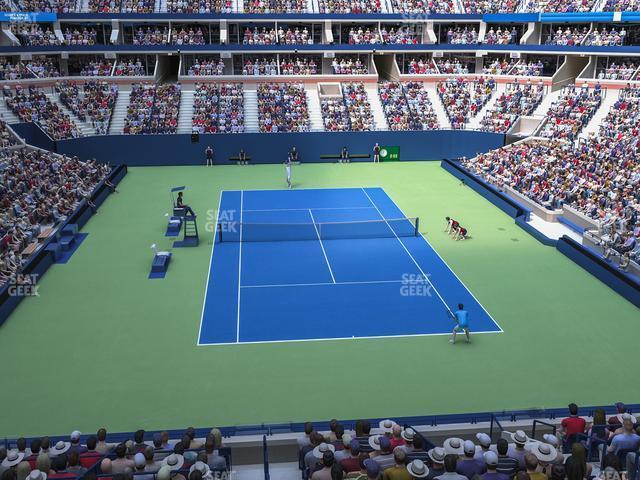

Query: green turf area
[1,161,637,438]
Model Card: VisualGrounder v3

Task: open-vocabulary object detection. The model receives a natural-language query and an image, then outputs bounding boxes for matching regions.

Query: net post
[415,217,419,237]
[217,222,223,243]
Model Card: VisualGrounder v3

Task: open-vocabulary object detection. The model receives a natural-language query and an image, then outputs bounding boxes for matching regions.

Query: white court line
[197,329,503,346]
[384,193,504,333]
[243,206,376,212]
[308,209,336,283]
[241,279,404,289]
[196,189,224,346]
[361,187,456,317]
[236,190,244,343]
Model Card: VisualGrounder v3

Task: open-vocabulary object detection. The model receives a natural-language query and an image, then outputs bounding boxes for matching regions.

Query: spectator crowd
[114,57,149,76]
[404,57,438,75]
[437,77,496,129]
[480,81,544,133]
[257,82,310,133]
[191,82,244,134]
[123,83,181,135]
[332,57,369,75]
[539,84,602,141]
[56,80,118,135]
[0,149,110,287]
[5,85,82,140]
[379,81,439,131]
[187,58,225,76]
[166,0,232,11]
[464,85,639,261]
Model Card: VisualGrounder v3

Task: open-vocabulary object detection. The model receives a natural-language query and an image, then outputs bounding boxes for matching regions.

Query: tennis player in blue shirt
[449,303,470,344]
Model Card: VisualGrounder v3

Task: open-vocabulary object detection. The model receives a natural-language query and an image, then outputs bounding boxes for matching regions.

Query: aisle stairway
[47,93,97,136]
[243,88,259,132]
[363,84,388,131]
[0,99,22,124]
[466,82,506,130]
[108,90,131,134]
[530,87,563,118]
[177,90,194,134]
[578,88,618,141]
[424,83,451,129]
[304,85,324,132]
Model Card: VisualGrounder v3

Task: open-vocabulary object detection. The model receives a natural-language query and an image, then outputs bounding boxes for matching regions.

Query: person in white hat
[48,442,70,458]
[456,440,486,478]
[541,435,563,465]
[133,453,153,480]
[304,433,325,471]
[69,432,86,455]
[188,461,213,480]
[26,470,46,480]
[443,438,465,456]
[474,434,493,462]
[427,447,446,479]
[379,420,397,435]
[407,459,430,479]
[2,450,24,471]
[310,443,335,474]
[162,454,186,480]
[507,431,529,469]
[529,443,557,477]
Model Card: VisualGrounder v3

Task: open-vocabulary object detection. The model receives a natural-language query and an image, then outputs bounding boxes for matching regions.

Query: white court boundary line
[198,329,503,346]
[197,189,224,347]
[236,190,244,343]
[197,187,502,347]
[380,188,504,334]
[308,209,336,283]
[360,188,456,318]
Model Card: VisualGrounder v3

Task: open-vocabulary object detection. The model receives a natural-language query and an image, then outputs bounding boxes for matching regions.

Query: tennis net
[217,217,419,242]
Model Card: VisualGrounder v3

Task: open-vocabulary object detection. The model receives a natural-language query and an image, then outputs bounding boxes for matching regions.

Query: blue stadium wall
[12,123,505,166]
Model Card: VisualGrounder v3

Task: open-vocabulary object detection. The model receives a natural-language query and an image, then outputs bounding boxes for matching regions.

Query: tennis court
[198,187,502,345]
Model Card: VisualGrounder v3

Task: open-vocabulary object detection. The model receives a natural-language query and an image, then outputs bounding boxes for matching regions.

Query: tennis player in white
[285,155,292,189]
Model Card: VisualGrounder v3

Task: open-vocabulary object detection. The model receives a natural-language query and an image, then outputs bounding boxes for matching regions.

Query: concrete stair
[424,83,451,129]
[0,98,22,125]
[243,88,259,132]
[467,82,505,130]
[177,90,194,134]
[578,89,617,141]
[47,93,96,136]
[363,84,388,131]
[108,90,131,134]
[530,87,564,119]
[304,85,324,131]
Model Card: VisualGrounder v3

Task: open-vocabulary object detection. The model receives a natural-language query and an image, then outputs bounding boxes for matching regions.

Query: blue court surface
[198,188,502,345]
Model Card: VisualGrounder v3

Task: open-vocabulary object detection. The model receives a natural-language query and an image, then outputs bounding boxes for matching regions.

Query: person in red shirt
[560,403,587,447]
